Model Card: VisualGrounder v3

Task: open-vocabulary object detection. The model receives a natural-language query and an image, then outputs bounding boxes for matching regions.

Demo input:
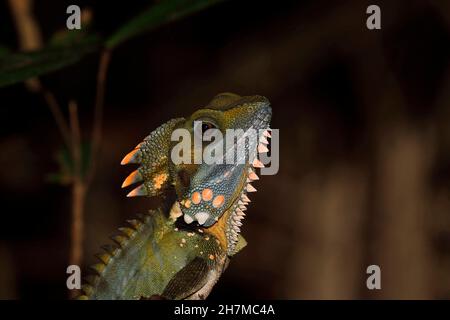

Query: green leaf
[0,34,100,88]
[106,0,224,49]
[48,29,89,48]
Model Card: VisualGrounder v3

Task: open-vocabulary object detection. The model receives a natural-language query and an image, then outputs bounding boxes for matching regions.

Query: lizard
[77,93,272,300]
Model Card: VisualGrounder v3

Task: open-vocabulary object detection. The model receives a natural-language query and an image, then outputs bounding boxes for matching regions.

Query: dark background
[0,0,450,299]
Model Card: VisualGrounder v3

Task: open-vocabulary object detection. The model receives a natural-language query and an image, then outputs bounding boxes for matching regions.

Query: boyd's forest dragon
[78,93,272,300]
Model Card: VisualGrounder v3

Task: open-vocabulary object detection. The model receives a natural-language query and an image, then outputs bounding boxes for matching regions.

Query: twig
[86,49,111,187]
[68,101,84,266]
[69,101,81,178]
[68,101,85,298]
[7,0,42,93]
[68,49,111,278]
[7,0,42,50]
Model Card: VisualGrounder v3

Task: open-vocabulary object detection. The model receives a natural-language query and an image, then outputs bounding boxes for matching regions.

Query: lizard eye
[193,120,218,140]
[201,122,215,134]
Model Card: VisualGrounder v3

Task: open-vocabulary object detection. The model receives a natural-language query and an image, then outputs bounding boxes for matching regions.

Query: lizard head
[120,93,272,254]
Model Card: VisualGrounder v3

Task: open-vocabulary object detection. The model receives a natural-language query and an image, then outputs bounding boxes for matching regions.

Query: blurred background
[0,0,449,299]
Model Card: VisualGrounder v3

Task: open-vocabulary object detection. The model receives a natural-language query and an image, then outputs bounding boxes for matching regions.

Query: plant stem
[68,101,84,299]
[86,49,111,187]
[68,101,84,266]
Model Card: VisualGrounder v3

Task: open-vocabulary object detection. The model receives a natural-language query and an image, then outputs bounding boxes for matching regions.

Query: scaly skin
[78,93,272,300]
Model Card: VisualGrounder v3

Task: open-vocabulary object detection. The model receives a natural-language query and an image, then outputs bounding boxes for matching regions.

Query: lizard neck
[170,198,230,254]
[204,210,231,253]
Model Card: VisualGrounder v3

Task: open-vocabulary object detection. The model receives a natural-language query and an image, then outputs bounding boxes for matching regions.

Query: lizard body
[78,93,272,300]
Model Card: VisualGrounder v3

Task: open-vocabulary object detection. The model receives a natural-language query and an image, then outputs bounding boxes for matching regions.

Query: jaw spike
[127,184,147,197]
[121,170,143,188]
[260,136,269,145]
[121,149,140,165]
[258,143,269,153]
[248,171,259,181]
[241,194,251,202]
[263,130,271,138]
[246,184,257,192]
[252,158,265,168]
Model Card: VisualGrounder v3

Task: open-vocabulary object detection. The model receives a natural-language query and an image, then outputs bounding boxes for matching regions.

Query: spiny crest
[226,128,271,255]
[95,252,111,265]
[120,118,184,198]
[78,212,149,299]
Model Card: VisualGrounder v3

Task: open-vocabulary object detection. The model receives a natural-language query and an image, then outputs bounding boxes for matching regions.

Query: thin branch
[67,49,112,284]
[69,101,82,178]
[86,49,112,186]
[8,0,43,93]
[69,182,85,299]
[68,100,85,269]
[7,0,42,51]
